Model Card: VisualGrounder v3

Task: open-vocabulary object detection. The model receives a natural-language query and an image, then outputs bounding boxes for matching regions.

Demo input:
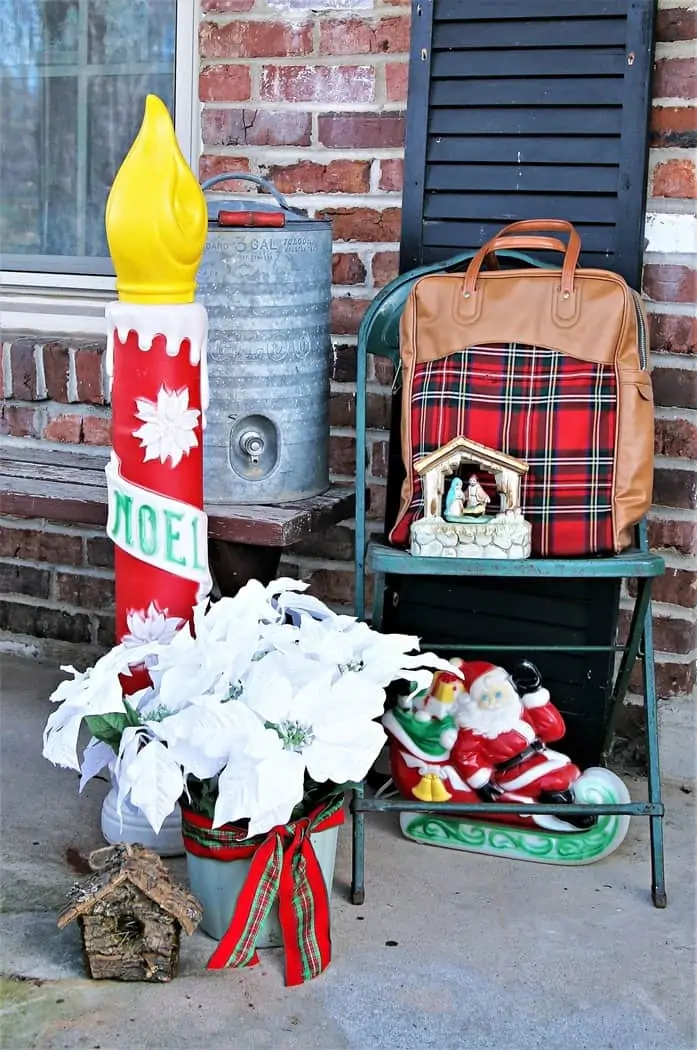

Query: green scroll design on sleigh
[399,780,630,866]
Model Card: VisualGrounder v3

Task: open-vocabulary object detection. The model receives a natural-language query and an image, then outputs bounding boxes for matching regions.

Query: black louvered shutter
[400,0,657,289]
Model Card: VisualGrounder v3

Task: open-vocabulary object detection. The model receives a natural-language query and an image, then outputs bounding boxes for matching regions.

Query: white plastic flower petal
[79,737,115,792]
[123,602,184,647]
[133,386,200,469]
[150,701,265,780]
[42,664,130,771]
[304,718,386,785]
[214,748,305,838]
[124,739,185,834]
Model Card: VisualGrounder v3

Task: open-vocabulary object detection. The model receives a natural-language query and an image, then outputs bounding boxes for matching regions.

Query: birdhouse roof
[57,843,202,935]
[414,436,529,477]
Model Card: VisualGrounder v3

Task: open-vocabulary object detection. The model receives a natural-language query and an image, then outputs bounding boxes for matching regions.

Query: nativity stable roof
[57,843,202,935]
[414,436,529,477]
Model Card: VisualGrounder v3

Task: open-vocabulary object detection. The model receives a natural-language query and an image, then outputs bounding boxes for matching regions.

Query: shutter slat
[421,221,616,253]
[430,77,624,108]
[435,0,631,20]
[426,164,619,195]
[432,18,628,48]
[431,49,626,79]
[427,136,621,166]
[429,107,623,136]
[423,193,618,224]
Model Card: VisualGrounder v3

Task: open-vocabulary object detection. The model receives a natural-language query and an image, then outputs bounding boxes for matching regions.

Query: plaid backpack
[389,220,654,557]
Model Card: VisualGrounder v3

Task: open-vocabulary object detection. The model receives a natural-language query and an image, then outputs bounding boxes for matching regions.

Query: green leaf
[122,697,143,727]
[85,712,129,749]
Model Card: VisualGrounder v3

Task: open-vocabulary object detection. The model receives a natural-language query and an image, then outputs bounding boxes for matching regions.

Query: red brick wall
[1,2,695,771]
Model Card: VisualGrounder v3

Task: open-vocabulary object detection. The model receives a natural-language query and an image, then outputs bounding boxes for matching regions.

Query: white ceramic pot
[101,786,184,857]
[186,824,339,946]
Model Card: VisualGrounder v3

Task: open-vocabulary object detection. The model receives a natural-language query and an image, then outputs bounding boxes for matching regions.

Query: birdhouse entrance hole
[117,914,145,943]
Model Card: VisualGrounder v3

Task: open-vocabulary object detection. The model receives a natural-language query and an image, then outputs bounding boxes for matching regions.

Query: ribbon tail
[278,825,333,986]
[207,834,282,970]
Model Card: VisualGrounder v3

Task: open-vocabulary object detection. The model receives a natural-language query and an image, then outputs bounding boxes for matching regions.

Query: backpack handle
[464,220,582,298]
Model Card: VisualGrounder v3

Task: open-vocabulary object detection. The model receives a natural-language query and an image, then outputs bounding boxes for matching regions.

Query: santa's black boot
[539,789,597,830]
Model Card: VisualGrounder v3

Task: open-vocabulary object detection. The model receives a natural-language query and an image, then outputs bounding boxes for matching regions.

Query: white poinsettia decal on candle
[123,602,185,648]
[133,386,200,468]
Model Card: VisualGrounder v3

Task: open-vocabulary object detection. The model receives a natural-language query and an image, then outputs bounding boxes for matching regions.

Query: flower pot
[101,786,184,857]
[186,823,339,946]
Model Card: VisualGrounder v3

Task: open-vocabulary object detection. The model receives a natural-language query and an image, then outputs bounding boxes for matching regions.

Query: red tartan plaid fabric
[390,343,618,556]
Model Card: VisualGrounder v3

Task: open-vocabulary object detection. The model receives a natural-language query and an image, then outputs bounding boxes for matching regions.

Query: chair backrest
[354,249,553,617]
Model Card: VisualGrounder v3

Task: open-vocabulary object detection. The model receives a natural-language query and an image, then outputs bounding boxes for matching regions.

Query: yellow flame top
[105,95,207,304]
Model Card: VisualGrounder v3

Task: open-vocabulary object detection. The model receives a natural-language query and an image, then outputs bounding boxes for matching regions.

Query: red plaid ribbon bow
[181,795,344,986]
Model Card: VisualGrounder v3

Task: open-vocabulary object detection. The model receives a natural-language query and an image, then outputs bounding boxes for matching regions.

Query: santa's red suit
[446,661,581,800]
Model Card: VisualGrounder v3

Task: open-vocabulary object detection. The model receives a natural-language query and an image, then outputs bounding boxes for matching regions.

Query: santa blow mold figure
[383,659,632,865]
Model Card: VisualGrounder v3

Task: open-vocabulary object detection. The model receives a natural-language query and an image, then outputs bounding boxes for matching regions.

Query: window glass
[0,0,176,275]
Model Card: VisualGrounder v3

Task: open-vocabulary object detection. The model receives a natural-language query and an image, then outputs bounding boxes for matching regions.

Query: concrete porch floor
[0,651,695,1050]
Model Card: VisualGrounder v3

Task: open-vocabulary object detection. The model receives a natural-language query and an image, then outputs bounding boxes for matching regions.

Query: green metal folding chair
[352,252,667,908]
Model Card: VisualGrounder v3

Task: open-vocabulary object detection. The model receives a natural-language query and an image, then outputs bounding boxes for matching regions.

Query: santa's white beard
[457,691,523,739]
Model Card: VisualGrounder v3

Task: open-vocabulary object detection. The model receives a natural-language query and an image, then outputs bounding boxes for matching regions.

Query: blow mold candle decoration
[104,95,211,643]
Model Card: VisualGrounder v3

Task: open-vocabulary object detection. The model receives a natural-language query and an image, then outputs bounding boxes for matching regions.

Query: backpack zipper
[630,288,648,370]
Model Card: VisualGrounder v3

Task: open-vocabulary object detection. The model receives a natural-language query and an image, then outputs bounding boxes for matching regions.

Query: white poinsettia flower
[112,726,184,834]
[123,602,185,648]
[148,700,264,781]
[133,385,200,468]
[42,663,129,772]
[79,737,116,792]
[213,717,302,838]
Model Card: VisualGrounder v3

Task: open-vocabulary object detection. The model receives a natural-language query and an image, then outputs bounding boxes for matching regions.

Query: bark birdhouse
[57,843,202,982]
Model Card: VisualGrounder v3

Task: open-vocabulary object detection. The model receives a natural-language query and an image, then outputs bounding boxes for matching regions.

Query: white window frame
[0,0,200,337]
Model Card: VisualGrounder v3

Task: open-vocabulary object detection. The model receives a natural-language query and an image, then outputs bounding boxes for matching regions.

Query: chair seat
[369,541,665,579]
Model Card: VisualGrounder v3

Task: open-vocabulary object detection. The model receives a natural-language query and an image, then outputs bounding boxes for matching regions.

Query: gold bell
[412,773,452,803]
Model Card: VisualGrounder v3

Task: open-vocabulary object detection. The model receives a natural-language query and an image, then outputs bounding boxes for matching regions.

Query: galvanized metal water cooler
[198,173,332,505]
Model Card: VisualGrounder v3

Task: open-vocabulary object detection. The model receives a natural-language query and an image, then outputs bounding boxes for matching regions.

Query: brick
[42,342,70,402]
[0,404,36,438]
[9,338,37,400]
[75,346,106,405]
[651,367,697,411]
[319,17,410,55]
[643,264,696,304]
[649,311,696,355]
[656,8,697,42]
[630,568,697,608]
[385,61,409,102]
[372,355,395,387]
[319,207,402,243]
[200,20,312,60]
[261,65,375,104]
[82,415,112,446]
[372,250,399,287]
[55,571,114,609]
[0,526,83,566]
[332,252,367,285]
[619,607,697,655]
[95,613,116,648]
[307,565,355,606]
[653,466,697,509]
[379,158,403,192]
[0,562,51,599]
[653,57,696,100]
[331,297,371,336]
[263,160,370,195]
[201,0,254,10]
[652,157,697,199]
[367,391,391,429]
[199,65,252,103]
[649,517,697,557]
[367,482,387,522]
[330,390,355,427]
[201,109,311,148]
[654,417,697,459]
[318,112,405,149]
[0,600,92,644]
[651,106,697,149]
[198,155,252,185]
[86,536,114,569]
[43,413,82,443]
[329,434,356,475]
[629,658,696,699]
[332,344,357,383]
[370,440,389,478]
[293,523,355,560]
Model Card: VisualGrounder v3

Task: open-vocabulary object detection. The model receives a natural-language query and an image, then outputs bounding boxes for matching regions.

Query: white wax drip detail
[104,302,209,427]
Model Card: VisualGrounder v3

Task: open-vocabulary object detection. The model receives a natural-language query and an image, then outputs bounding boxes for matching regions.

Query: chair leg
[641,602,667,908]
[350,784,366,905]
[602,577,653,760]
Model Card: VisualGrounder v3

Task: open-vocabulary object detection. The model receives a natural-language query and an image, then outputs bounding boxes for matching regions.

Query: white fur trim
[521,687,550,709]
[440,728,458,751]
[499,752,569,791]
[467,767,493,790]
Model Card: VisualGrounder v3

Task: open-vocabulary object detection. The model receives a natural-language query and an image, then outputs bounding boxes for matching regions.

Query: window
[0,0,198,332]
